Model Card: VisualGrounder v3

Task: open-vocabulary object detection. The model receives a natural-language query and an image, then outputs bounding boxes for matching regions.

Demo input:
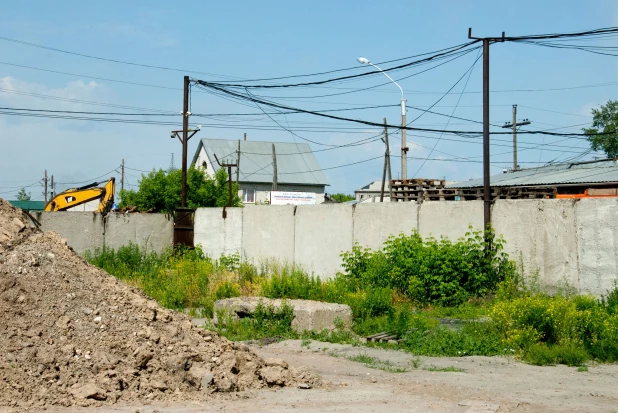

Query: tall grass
[86,237,618,366]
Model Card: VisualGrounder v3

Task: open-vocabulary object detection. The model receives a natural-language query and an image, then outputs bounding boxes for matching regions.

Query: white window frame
[243,188,256,204]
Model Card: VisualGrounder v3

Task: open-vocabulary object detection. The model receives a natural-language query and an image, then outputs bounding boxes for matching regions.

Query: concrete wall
[33,211,172,254]
[353,203,417,250]
[493,200,579,291]
[418,201,484,240]
[576,199,618,297]
[294,204,353,277]
[194,208,243,259]
[241,205,295,264]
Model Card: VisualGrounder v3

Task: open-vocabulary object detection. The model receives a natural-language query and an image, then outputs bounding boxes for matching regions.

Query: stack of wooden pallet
[390,178,448,202]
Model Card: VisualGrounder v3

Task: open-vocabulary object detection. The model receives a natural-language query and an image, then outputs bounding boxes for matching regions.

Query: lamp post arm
[369,62,404,101]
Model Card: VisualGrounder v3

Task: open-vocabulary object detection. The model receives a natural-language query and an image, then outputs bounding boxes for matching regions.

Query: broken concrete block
[213,297,352,333]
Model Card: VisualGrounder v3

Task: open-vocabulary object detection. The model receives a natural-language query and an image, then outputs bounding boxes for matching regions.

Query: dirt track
[22,339,618,413]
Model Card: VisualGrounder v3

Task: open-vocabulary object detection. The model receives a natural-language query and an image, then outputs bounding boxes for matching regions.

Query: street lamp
[357,56,408,180]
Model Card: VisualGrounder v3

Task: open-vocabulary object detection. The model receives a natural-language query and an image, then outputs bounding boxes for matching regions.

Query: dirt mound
[0,200,318,410]
[0,200,36,253]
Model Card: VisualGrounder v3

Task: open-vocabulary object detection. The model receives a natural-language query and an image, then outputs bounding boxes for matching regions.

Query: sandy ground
[18,339,618,413]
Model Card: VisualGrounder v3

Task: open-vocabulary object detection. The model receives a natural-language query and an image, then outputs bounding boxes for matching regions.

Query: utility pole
[50,175,54,199]
[272,143,278,191]
[380,118,391,202]
[170,76,199,208]
[502,105,531,171]
[401,100,407,180]
[214,154,239,208]
[468,28,505,231]
[43,170,48,204]
[121,159,125,192]
[236,140,241,185]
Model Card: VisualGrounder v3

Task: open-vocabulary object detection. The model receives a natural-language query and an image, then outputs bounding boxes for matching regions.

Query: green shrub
[554,342,589,366]
[339,229,514,307]
[524,343,557,366]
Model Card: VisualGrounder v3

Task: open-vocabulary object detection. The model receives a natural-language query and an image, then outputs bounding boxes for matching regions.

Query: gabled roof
[192,139,328,186]
[447,159,618,188]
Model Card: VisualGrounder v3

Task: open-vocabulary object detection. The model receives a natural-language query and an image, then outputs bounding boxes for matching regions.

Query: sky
[1,0,617,201]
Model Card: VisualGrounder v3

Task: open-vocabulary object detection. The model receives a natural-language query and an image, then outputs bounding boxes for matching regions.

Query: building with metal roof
[192,138,328,204]
[446,159,618,199]
[8,200,45,211]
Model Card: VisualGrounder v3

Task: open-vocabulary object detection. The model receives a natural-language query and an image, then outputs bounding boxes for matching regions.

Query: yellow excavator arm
[45,177,116,213]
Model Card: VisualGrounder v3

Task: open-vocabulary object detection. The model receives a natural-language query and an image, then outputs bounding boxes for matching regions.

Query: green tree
[330,193,355,203]
[583,100,618,158]
[119,167,241,213]
[16,188,31,201]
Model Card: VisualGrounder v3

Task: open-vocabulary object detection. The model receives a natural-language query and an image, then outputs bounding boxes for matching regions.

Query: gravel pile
[0,199,317,410]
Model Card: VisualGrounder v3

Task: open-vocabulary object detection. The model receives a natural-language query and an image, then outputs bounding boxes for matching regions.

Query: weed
[577,365,589,372]
[345,353,408,373]
[410,356,422,369]
[424,365,464,372]
[301,338,312,349]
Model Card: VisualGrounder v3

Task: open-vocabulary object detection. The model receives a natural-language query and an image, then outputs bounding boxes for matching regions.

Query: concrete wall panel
[576,198,618,296]
[35,212,105,254]
[194,208,243,259]
[294,204,353,278]
[493,199,579,290]
[105,213,173,253]
[353,203,418,250]
[418,201,483,240]
[241,205,295,264]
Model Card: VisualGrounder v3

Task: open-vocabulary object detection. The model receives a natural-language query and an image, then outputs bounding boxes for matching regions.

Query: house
[354,180,390,202]
[446,159,618,199]
[192,138,328,204]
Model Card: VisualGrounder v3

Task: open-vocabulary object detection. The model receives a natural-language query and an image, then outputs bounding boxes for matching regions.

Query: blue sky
[1,0,617,200]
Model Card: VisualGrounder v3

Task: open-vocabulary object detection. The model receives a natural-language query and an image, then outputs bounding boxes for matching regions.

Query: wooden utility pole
[468,28,505,231]
[401,101,407,180]
[43,170,48,204]
[502,105,531,171]
[170,76,199,208]
[121,159,125,192]
[50,175,54,199]
[214,154,239,207]
[181,75,190,207]
[272,143,278,191]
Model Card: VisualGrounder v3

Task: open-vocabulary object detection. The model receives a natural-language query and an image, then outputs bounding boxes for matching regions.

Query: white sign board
[270,191,316,205]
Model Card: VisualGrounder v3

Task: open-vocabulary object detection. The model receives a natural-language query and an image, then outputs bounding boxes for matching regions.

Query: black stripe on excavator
[76,182,100,190]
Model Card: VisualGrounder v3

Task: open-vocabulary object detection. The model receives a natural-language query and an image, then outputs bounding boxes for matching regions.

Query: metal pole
[236,140,241,185]
[483,39,491,231]
[50,175,54,199]
[44,169,48,204]
[512,104,517,171]
[380,118,389,202]
[181,75,189,208]
[272,143,278,191]
[121,159,125,192]
[401,100,407,180]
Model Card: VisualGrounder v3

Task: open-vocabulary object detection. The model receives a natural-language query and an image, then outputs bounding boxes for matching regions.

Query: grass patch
[424,365,465,372]
[577,365,589,372]
[343,353,408,373]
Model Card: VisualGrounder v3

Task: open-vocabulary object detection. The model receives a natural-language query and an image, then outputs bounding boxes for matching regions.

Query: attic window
[201,161,207,171]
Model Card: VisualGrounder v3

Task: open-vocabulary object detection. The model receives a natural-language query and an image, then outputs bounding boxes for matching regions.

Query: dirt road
[22,339,617,413]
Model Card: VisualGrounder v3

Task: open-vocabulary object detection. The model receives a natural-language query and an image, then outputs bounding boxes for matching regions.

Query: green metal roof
[8,200,46,211]
[192,138,329,186]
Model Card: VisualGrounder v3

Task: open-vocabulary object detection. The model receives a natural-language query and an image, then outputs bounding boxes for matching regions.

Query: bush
[339,229,514,307]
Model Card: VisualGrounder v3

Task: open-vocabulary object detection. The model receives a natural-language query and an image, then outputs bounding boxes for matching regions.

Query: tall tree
[583,100,618,158]
[119,167,241,213]
[16,188,31,201]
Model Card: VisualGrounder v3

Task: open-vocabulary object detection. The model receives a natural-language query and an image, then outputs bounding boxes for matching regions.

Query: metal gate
[173,208,195,249]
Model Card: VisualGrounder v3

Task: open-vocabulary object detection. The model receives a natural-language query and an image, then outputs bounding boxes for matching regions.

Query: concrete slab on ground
[213,297,352,333]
